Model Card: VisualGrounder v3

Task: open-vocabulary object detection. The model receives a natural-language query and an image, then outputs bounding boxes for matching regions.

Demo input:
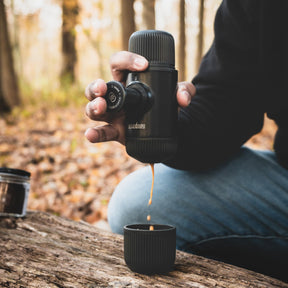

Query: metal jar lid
[0,168,31,178]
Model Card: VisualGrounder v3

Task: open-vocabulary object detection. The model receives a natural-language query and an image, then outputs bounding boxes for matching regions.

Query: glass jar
[0,168,31,217]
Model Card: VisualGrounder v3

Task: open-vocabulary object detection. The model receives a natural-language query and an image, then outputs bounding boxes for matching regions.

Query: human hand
[84,51,149,145]
[85,51,195,145]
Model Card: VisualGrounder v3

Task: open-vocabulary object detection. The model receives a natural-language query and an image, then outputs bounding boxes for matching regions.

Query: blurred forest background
[0,0,276,229]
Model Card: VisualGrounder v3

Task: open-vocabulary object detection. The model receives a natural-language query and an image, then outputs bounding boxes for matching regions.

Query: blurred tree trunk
[0,0,20,113]
[121,0,135,50]
[142,0,155,30]
[196,0,205,71]
[178,0,186,81]
[61,0,79,85]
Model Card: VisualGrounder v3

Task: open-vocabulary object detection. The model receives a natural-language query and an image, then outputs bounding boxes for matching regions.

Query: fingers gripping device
[104,30,178,163]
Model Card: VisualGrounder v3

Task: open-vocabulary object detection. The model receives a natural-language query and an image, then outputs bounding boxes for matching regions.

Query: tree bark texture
[61,0,79,84]
[196,0,205,71]
[0,211,287,288]
[141,0,155,30]
[121,0,135,51]
[0,0,20,112]
[178,0,186,81]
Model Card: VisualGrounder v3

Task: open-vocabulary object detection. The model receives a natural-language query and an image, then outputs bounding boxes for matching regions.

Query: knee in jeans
[107,195,123,234]
[108,174,147,234]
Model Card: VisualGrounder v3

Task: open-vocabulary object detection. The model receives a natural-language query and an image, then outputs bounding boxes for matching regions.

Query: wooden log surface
[0,211,287,288]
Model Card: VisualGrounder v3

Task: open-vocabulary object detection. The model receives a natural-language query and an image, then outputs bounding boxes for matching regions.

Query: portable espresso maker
[105,30,178,274]
[104,30,178,163]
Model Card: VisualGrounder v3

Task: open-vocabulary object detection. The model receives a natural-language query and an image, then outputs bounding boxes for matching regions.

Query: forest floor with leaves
[0,104,277,230]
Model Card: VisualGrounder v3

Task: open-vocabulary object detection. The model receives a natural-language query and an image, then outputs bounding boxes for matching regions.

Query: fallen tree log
[0,211,287,288]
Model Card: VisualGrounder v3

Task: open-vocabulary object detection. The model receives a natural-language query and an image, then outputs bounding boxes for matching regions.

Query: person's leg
[108,147,288,281]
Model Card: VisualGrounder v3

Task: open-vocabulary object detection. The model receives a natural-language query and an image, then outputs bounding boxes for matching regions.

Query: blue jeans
[108,147,288,281]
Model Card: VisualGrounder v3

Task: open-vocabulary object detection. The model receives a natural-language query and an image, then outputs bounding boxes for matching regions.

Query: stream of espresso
[147,163,154,230]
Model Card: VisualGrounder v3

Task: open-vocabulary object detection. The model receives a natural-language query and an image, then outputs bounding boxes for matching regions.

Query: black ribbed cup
[124,224,176,274]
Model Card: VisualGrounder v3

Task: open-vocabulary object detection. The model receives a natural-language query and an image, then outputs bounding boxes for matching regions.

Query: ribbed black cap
[128,30,175,68]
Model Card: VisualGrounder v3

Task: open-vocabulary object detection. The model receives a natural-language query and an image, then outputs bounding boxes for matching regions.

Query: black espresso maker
[104,30,178,163]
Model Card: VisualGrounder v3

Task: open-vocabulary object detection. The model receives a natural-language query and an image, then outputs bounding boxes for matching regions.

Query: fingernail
[134,57,147,68]
[92,81,99,96]
[84,129,89,138]
[85,128,99,143]
[89,99,98,114]
[182,90,191,106]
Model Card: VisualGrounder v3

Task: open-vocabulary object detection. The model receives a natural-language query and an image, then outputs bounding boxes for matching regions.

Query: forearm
[164,0,263,171]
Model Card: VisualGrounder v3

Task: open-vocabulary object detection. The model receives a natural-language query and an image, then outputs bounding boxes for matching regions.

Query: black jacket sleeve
[165,0,264,170]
